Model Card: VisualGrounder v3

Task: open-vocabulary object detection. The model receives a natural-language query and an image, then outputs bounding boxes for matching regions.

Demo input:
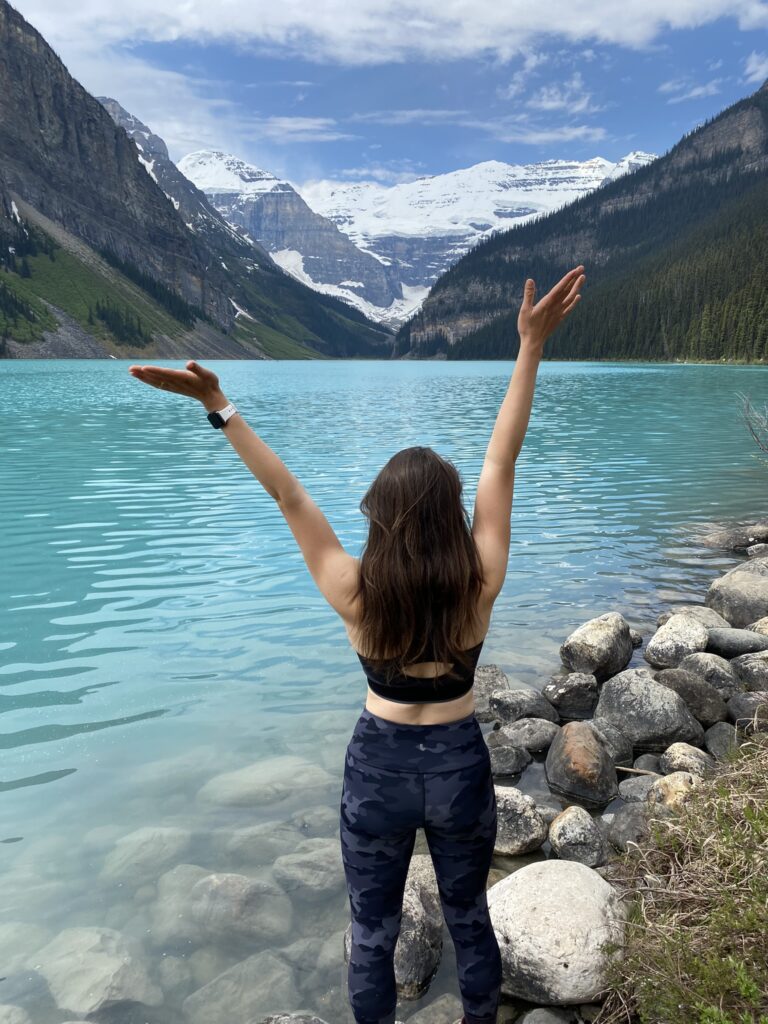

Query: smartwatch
[207,402,239,429]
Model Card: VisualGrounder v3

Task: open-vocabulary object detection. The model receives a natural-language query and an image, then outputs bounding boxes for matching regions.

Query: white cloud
[743,50,768,83]
[659,78,723,103]
[250,117,356,142]
[349,108,468,125]
[497,49,547,100]
[12,0,768,67]
[469,119,608,144]
[525,71,604,113]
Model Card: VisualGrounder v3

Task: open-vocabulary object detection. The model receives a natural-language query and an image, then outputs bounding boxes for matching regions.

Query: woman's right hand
[517,265,586,349]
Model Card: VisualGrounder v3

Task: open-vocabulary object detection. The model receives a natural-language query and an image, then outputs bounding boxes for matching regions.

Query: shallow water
[0,358,765,1022]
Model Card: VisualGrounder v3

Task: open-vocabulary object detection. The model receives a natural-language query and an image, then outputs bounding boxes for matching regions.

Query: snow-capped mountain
[298,152,658,291]
[178,150,404,320]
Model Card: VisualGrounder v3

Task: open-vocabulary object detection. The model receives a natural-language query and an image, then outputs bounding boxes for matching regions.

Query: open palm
[518,265,585,347]
[128,360,222,404]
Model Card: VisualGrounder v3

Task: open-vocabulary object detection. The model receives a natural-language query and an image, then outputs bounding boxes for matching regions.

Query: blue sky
[12,1,768,184]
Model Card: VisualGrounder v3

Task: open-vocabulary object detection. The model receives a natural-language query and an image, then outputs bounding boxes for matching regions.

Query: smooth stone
[548,805,607,867]
[618,775,659,802]
[492,718,560,752]
[99,826,192,886]
[607,802,650,852]
[494,786,548,855]
[182,950,301,1024]
[678,652,743,699]
[658,742,717,778]
[748,616,768,636]
[646,772,699,816]
[704,721,741,761]
[653,668,728,726]
[656,605,730,629]
[489,688,560,724]
[705,557,768,628]
[488,742,533,777]
[197,755,336,807]
[730,650,768,690]
[727,691,768,733]
[633,753,660,772]
[644,613,709,669]
[541,673,598,721]
[594,669,704,752]
[544,721,618,808]
[487,860,626,1004]
[272,838,345,904]
[149,863,210,947]
[28,926,162,1017]
[587,719,633,767]
[559,612,634,682]
[190,872,293,945]
[707,627,768,659]
[473,664,511,722]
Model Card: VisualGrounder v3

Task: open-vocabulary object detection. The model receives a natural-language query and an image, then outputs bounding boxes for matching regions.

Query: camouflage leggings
[339,707,502,1024]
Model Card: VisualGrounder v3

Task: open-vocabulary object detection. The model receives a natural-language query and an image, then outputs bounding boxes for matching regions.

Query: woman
[128,264,585,1024]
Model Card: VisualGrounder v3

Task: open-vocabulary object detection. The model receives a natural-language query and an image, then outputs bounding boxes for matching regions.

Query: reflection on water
[0,358,765,1022]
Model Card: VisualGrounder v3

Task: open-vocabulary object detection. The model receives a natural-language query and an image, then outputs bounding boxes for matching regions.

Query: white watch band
[217,402,238,425]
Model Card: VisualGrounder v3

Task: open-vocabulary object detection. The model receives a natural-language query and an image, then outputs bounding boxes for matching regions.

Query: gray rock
[548,805,607,867]
[182,950,301,1024]
[727,691,768,733]
[658,742,717,778]
[541,672,599,721]
[618,774,659,802]
[197,756,336,807]
[189,872,293,945]
[272,838,345,904]
[586,718,634,767]
[704,721,741,761]
[607,802,650,852]
[487,860,626,1003]
[748,616,768,636]
[653,668,728,726]
[559,612,634,681]
[254,1016,330,1024]
[473,664,511,722]
[706,627,768,659]
[700,520,768,552]
[633,753,661,772]
[544,721,618,808]
[705,556,768,628]
[488,741,532,777]
[0,1008,33,1024]
[644,613,709,669]
[594,669,705,752]
[489,688,560,724]
[29,926,162,1017]
[629,628,643,648]
[149,863,210,946]
[747,544,768,558]
[520,1009,582,1023]
[494,786,549,855]
[678,652,742,699]
[99,826,192,887]
[492,717,560,752]
[656,605,730,629]
[730,650,768,690]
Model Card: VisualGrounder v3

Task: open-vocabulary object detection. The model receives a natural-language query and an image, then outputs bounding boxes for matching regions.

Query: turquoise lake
[0,358,766,1023]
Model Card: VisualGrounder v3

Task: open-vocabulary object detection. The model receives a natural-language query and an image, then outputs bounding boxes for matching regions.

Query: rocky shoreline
[1,518,766,1024]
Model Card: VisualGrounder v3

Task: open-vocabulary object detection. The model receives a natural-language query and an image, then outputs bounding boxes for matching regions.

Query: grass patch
[232,315,330,360]
[595,726,768,1024]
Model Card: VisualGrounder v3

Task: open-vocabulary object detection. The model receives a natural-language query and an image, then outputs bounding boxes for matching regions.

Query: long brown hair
[353,446,487,687]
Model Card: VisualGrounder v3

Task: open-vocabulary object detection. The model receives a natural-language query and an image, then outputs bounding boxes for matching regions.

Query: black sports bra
[355,637,485,704]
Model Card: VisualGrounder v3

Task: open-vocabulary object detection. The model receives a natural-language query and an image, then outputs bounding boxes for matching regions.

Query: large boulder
[678,652,742,699]
[653,668,728,727]
[643,614,709,669]
[594,669,704,752]
[182,950,301,1024]
[544,721,618,808]
[705,556,768,628]
[706,627,768,659]
[559,613,634,682]
[541,673,599,721]
[487,860,626,1004]
[656,605,730,629]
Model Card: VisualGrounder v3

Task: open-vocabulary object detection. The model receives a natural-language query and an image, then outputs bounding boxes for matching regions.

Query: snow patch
[10,200,20,223]
[137,154,157,184]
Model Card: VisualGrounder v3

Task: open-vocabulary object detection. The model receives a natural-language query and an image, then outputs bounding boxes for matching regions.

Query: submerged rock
[487,860,626,1004]
[559,612,634,682]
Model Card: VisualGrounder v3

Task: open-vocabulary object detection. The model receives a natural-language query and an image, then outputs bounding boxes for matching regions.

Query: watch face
[208,411,225,428]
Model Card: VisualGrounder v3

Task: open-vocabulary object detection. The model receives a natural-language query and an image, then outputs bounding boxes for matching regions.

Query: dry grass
[593,720,768,1024]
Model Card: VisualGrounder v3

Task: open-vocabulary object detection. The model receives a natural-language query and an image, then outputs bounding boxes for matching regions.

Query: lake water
[0,358,766,1023]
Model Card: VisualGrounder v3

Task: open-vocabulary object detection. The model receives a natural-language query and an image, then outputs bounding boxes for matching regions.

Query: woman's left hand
[128,360,226,408]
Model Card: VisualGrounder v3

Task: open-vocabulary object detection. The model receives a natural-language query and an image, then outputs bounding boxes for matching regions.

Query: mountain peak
[178,150,293,195]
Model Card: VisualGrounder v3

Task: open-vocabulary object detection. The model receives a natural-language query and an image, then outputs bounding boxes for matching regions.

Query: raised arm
[127,360,358,619]
[471,265,586,602]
